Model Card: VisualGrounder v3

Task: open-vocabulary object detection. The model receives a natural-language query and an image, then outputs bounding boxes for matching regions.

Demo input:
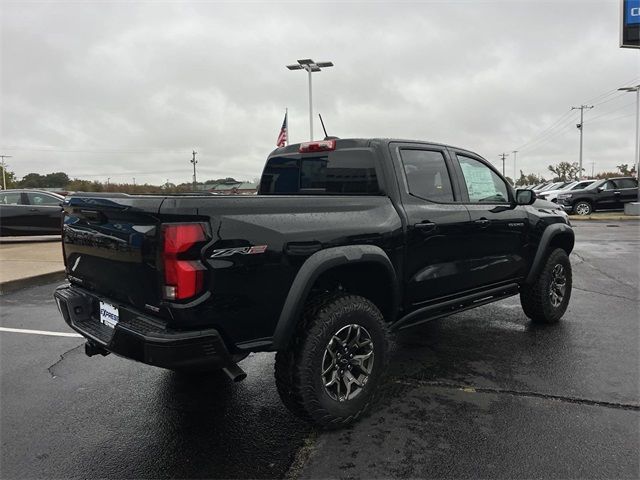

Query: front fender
[525,222,574,284]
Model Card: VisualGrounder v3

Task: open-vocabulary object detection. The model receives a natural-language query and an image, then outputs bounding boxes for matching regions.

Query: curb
[569,215,640,221]
[0,270,66,296]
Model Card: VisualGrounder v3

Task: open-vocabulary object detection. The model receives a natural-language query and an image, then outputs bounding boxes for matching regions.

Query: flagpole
[286,107,289,146]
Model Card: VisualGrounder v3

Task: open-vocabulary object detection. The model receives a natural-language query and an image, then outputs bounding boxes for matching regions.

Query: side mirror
[515,189,536,205]
[596,187,604,193]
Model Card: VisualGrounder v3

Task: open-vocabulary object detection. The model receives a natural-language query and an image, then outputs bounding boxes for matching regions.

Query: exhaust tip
[222,364,247,382]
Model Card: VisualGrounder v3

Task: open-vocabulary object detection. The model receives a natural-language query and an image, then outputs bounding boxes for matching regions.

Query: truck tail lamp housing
[162,223,208,301]
[299,139,336,153]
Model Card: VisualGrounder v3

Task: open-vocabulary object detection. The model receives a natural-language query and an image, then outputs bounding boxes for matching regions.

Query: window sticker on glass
[460,162,495,198]
[458,155,509,203]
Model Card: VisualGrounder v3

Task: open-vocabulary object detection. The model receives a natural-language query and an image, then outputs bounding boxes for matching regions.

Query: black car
[54,138,574,428]
[0,189,64,236]
[557,177,638,215]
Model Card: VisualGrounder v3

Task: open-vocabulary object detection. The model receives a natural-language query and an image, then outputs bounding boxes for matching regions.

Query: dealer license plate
[99,301,119,329]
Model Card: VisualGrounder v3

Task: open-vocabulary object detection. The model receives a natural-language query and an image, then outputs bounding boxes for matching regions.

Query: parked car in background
[558,177,639,215]
[537,180,596,203]
[0,189,64,236]
[538,181,568,193]
[531,182,552,191]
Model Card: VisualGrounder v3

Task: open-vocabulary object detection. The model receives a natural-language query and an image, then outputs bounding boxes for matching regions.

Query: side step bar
[392,283,519,331]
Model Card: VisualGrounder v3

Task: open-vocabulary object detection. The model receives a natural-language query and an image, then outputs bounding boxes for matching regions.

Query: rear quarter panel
[160,195,403,349]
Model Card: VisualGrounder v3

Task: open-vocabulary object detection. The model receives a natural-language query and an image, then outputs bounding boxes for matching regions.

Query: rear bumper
[54,284,236,370]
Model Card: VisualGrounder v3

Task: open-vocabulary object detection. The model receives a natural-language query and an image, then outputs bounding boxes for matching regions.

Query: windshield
[585,179,606,190]
[560,181,578,191]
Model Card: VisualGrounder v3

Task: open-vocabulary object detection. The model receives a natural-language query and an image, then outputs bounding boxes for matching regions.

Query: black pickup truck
[54,138,574,428]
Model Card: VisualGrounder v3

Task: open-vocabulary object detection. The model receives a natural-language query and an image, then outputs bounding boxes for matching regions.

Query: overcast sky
[1,0,639,185]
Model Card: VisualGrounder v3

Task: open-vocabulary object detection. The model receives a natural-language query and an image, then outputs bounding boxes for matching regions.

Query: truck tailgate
[62,195,165,310]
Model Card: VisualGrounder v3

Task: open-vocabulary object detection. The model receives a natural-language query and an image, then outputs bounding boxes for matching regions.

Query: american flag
[276,111,288,147]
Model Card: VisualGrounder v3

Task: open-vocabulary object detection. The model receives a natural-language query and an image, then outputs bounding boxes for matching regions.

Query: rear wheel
[275,293,389,428]
[521,248,572,324]
[574,200,592,216]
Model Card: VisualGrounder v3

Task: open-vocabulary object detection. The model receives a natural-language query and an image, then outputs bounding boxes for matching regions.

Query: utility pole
[590,162,595,178]
[512,150,518,181]
[191,150,198,191]
[132,177,136,186]
[571,105,594,179]
[0,155,12,190]
[498,152,509,176]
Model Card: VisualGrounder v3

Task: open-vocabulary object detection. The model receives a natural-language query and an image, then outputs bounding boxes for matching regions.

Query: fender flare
[525,223,574,284]
[272,245,399,350]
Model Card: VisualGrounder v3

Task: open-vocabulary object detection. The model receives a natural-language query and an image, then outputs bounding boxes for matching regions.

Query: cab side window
[457,155,509,203]
[616,178,638,189]
[0,192,22,205]
[27,193,60,206]
[602,181,616,191]
[400,149,455,202]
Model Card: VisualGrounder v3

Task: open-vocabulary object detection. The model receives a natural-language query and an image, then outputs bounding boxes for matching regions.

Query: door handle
[414,222,436,232]
[29,208,38,212]
[474,218,490,228]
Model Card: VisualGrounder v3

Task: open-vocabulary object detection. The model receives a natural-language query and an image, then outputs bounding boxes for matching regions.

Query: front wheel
[521,248,572,324]
[275,293,389,429]
[574,200,592,216]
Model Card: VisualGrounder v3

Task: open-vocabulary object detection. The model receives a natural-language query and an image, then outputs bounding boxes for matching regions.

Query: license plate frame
[99,301,119,329]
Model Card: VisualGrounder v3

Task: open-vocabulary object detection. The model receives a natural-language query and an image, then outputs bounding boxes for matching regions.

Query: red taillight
[162,223,207,300]
[299,139,336,153]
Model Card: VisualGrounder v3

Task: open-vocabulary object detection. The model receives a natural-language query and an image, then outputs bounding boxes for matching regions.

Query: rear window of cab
[259,150,380,195]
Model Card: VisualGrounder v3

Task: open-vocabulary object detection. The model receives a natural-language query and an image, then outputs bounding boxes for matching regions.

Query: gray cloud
[1,0,638,184]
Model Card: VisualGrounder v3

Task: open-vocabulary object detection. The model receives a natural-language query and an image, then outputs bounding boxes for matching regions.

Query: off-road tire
[521,248,572,324]
[274,293,389,429]
[573,200,592,216]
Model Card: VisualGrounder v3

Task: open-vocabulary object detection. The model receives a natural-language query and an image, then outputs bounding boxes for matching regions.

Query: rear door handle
[414,222,436,232]
[474,218,490,228]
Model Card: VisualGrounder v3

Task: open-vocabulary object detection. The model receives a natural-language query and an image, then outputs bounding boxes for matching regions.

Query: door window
[399,149,454,202]
[0,192,22,205]
[615,178,638,189]
[27,192,60,206]
[602,181,616,191]
[457,155,509,203]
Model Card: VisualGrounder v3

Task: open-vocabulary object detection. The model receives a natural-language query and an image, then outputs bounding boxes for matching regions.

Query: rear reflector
[162,223,207,300]
[299,139,336,153]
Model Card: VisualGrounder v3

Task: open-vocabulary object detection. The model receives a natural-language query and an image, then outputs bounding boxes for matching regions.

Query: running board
[392,283,520,331]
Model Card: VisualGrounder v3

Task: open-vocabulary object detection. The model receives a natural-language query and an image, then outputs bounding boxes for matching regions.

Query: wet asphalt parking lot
[1,221,638,479]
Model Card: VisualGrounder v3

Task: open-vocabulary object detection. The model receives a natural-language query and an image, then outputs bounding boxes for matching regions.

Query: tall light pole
[286,59,334,141]
[571,104,594,179]
[618,85,640,204]
[0,155,12,190]
[512,150,518,181]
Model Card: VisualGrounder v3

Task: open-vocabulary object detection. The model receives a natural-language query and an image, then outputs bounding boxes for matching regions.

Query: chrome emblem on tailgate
[210,245,268,258]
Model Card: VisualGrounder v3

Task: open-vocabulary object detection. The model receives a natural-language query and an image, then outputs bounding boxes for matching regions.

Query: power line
[585,101,635,123]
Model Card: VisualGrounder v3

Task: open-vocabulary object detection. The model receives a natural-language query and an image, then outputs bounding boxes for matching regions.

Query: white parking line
[0,326,82,338]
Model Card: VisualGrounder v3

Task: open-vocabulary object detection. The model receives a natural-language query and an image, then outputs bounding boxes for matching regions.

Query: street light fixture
[617,84,640,206]
[286,58,334,141]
